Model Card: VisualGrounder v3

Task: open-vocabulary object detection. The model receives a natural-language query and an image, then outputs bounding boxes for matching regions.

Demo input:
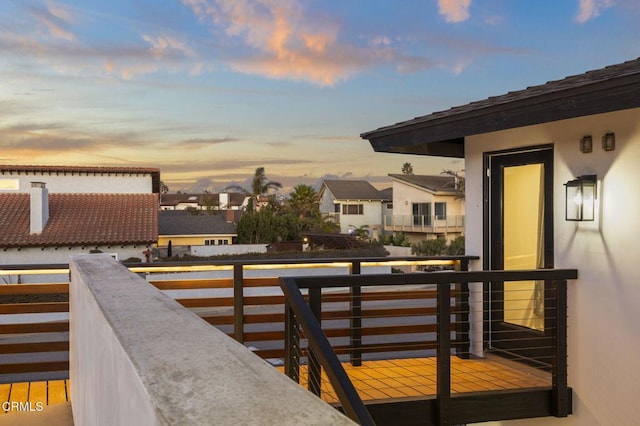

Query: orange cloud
[181,0,388,85]
[438,0,472,23]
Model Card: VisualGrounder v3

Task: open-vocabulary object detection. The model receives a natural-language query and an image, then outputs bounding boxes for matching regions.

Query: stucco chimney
[219,192,229,209]
[30,182,49,234]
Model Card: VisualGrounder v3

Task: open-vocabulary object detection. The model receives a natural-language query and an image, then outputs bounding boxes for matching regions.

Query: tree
[441,169,465,199]
[287,184,318,218]
[160,181,169,194]
[402,162,414,175]
[225,167,282,212]
[411,238,447,255]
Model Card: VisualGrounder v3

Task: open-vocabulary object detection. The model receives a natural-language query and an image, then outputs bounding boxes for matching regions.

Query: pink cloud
[438,0,472,23]
[575,0,614,23]
[31,1,76,41]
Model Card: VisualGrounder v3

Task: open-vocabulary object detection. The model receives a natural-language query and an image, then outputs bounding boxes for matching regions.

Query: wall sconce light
[602,132,615,151]
[580,135,593,153]
[565,175,597,221]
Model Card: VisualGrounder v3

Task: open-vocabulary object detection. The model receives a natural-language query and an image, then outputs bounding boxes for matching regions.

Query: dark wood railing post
[233,263,244,343]
[552,279,569,417]
[455,258,470,359]
[284,300,301,383]
[350,260,363,367]
[436,281,452,426]
[308,287,322,397]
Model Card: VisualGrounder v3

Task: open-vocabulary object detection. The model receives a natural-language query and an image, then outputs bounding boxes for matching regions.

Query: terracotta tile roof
[0,165,160,175]
[0,193,158,248]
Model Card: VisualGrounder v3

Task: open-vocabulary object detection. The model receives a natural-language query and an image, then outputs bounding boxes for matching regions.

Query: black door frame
[483,144,555,363]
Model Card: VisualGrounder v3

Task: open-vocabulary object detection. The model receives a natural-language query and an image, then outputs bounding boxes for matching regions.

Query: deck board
[48,381,68,405]
[278,356,550,404]
[0,380,69,415]
[29,382,47,406]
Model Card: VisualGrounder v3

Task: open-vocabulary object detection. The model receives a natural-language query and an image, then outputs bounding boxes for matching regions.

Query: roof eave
[362,72,640,156]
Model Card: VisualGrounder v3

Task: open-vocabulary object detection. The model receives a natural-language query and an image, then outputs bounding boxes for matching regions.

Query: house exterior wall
[0,246,150,280]
[465,107,640,426]
[157,235,235,247]
[389,180,464,243]
[318,188,384,236]
[0,173,153,194]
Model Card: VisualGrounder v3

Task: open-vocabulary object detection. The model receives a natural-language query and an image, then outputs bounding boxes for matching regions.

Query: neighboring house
[0,165,160,269]
[318,180,390,239]
[157,210,238,256]
[160,193,246,211]
[386,174,464,243]
[362,58,640,425]
[0,165,160,193]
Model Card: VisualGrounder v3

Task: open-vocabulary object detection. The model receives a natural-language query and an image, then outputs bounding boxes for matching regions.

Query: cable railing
[280,268,577,425]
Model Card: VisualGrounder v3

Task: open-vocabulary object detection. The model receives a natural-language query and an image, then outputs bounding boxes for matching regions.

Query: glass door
[486,147,554,359]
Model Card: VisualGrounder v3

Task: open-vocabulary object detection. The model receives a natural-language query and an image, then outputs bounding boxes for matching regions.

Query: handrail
[280,268,577,425]
[0,255,479,273]
[281,277,376,426]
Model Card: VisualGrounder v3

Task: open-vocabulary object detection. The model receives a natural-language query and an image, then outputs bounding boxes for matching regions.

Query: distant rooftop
[389,174,458,193]
[321,180,389,201]
[158,210,237,236]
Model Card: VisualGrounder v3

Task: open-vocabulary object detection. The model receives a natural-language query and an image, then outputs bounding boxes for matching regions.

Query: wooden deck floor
[278,356,551,404]
[0,380,70,414]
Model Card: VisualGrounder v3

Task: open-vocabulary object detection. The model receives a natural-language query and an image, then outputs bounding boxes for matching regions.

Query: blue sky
[1,0,639,192]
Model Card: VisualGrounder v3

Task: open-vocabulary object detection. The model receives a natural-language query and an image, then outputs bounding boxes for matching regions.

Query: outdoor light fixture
[602,132,616,151]
[580,135,593,153]
[565,175,597,221]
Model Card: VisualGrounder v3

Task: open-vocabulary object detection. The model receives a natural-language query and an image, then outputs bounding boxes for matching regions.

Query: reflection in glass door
[503,164,545,331]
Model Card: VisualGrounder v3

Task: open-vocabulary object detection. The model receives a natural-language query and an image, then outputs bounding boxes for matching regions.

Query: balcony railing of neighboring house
[0,256,473,383]
[281,268,577,426]
[384,214,465,234]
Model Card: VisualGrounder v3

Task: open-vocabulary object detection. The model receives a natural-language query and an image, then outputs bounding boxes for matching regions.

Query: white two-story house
[386,173,464,243]
[318,180,390,239]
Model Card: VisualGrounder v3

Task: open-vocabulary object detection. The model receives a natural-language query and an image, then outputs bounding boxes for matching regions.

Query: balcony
[0,256,576,425]
[384,214,464,235]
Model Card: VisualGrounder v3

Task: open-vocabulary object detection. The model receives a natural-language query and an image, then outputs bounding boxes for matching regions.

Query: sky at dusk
[1,0,639,193]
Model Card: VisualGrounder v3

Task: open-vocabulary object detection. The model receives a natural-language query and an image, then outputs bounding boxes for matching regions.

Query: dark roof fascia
[361,68,640,157]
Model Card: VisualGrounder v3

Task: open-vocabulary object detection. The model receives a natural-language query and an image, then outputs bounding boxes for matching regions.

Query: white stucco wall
[0,173,153,194]
[69,254,355,426]
[318,187,384,236]
[465,107,640,426]
[392,180,464,217]
[0,246,150,282]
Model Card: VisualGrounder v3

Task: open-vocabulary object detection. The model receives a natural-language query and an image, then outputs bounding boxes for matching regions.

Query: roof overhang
[361,64,640,157]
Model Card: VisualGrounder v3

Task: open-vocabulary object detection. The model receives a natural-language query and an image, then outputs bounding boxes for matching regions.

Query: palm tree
[402,162,414,175]
[288,184,318,218]
[252,167,281,198]
[225,167,282,211]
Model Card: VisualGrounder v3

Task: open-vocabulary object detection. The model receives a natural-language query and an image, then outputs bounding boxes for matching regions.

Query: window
[342,204,364,215]
[334,203,340,213]
[435,202,447,220]
[218,239,228,245]
[204,239,215,245]
[412,203,431,226]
